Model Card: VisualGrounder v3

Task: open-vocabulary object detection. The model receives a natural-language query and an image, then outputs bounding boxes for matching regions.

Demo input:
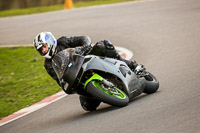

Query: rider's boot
[134,64,146,75]
[79,96,101,111]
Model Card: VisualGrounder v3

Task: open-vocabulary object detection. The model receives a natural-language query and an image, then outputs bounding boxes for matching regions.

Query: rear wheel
[86,80,129,107]
[143,72,159,94]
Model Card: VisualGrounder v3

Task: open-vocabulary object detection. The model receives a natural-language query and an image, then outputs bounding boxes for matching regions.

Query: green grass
[0,47,61,119]
[0,0,136,18]
[0,4,64,18]
[74,0,135,8]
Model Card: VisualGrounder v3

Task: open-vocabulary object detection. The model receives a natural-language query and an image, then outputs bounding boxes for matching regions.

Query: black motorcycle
[52,48,159,108]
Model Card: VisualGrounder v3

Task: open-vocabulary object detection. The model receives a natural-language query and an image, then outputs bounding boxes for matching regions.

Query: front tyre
[86,81,129,107]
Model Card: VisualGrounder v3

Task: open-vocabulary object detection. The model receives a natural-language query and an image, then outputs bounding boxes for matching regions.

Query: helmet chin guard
[34,32,57,59]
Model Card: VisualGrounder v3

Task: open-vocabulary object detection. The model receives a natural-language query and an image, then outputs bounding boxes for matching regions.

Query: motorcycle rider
[33,32,144,111]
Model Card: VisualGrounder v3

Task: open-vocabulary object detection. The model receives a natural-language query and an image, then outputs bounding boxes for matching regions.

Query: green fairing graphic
[84,74,127,99]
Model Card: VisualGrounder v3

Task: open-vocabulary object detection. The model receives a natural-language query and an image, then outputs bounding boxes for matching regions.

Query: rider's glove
[75,47,83,55]
[82,45,92,55]
[134,64,146,75]
[75,45,92,55]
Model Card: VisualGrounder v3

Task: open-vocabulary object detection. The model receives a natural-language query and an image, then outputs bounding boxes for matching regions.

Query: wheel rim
[92,81,127,99]
[100,84,121,95]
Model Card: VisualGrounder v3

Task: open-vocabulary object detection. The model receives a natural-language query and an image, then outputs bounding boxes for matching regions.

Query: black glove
[75,45,92,55]
[75,47,83,55]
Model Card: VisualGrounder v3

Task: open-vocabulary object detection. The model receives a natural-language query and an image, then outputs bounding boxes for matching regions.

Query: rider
[33,32,143,111]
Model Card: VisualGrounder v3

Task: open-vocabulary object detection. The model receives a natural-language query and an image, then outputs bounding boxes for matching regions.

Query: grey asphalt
[1,0,200,133]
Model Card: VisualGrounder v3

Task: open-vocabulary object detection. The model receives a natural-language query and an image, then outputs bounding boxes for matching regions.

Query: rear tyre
[86,81,129,107]
[143,72,159,94]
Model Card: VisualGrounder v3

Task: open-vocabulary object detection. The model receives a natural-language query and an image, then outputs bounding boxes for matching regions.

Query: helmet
[33,32,57,59]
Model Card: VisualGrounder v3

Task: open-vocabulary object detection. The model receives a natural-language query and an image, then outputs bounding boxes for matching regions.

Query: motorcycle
[52,48,159,108]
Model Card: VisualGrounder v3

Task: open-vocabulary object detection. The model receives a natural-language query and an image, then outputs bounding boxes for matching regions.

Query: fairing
[52,49,84,93]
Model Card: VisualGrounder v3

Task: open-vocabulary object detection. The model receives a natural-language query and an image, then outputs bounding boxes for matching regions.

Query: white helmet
[33,32,57,59]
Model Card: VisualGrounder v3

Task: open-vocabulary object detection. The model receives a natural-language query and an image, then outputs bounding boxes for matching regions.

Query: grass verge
[74,0,135,8]
[0,47,61,119]
[0,0,136,18]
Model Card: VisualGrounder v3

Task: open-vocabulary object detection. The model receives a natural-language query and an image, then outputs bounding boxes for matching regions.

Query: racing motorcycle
[52,48,159,107]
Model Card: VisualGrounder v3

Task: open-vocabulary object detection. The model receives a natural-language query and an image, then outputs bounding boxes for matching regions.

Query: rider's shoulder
[57,36,70,42]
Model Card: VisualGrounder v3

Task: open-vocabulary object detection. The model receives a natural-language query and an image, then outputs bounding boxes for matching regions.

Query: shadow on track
[40,91,160,129]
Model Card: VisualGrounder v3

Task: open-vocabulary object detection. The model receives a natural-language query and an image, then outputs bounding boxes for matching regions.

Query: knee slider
[104,40,114,50]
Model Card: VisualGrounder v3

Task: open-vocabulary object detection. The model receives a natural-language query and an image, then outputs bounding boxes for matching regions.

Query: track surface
[0,0,200,133]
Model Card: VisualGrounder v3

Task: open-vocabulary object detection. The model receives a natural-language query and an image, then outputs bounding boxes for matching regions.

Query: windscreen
[52,49,72,80]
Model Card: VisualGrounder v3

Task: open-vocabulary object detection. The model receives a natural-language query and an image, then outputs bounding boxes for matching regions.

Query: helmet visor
[37,43,49,56]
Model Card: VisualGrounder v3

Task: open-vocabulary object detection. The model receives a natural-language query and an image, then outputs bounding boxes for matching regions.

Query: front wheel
[86,81,129,107]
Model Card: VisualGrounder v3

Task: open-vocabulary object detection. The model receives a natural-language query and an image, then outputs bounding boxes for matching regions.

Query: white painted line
[0,91,66,126]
